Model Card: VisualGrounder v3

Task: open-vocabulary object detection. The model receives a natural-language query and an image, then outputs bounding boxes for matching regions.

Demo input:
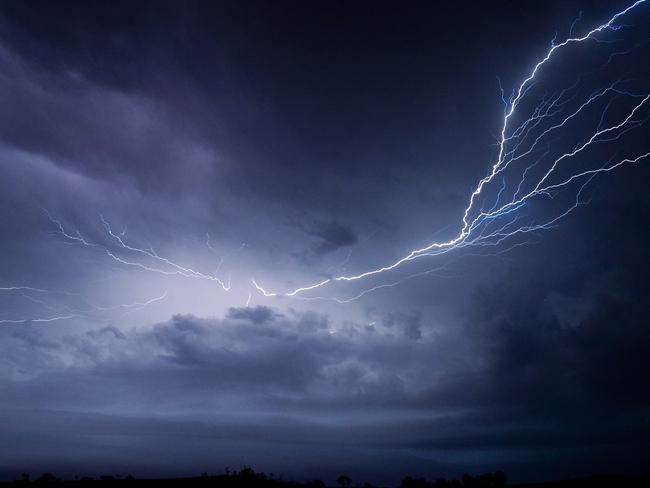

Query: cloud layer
[1,0,650,484]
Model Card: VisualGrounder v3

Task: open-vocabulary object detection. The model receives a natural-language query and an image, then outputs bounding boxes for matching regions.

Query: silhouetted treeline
[399,471,506,488]
[1,467,648,488]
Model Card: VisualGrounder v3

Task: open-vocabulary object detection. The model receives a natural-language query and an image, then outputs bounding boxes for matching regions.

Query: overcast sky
[1,0,649,484]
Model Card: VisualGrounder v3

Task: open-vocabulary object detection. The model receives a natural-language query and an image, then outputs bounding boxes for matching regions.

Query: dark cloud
[307,221,358,255]
[227,305,280,324]
[0,0,649,484]
[0,40,218,195]
[382,312,423,341]
[3,276,650,481]
[87,325,127,340]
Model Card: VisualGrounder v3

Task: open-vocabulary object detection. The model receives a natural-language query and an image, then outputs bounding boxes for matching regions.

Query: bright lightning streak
[0,314,83,324]
[6,1,648,313]
[251,278,277,297]
[42,209,96,247]
[91,291,168,312]
[0,287,169,325]
[292,241,535,304]
[100,215,231,291]
[254,0,650,300]
[0,286,78,295]
[46,212,232,292]
[295,266,449,304]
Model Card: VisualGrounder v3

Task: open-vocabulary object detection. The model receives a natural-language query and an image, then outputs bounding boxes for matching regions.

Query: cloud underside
[3,284,650,480]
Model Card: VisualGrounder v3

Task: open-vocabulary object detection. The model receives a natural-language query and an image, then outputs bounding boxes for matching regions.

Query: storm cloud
[1,0,650,485]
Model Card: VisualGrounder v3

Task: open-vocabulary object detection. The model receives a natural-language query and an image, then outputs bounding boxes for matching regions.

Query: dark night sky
[0,0,649,484]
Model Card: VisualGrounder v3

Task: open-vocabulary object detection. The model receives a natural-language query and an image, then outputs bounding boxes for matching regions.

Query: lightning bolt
[45,212,232,292]
[0,314,83,324]
[4,1,649,315]
[253,0,650,301]
[0,287,168,325]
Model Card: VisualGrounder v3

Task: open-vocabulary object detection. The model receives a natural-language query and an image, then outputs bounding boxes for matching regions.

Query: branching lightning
[44,213,232,292]
[3,1,649,319]
[0,286,168,325]
[252,0,650,301]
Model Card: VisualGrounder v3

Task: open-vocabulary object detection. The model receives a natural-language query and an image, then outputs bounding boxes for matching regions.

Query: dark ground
[1,468,648,488]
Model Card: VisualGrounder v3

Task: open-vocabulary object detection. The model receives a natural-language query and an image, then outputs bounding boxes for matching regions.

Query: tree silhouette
[461,474,477,488]
[336,474,352,488]
[34,473,59,484]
